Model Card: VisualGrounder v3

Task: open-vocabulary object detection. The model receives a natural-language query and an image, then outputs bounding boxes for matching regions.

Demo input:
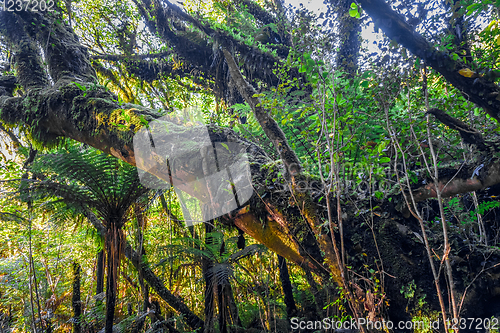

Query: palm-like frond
[30,146,149,224]
[207,262,233,286]
[35,180,101,210]
[228,244,266,263]
[0,211,27,224]
[206,245,267,285]
[160,231,226,263]
[160,242,218,263]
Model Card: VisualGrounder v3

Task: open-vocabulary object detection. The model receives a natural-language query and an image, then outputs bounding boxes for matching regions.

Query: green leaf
[379,157,391,163]
[139,115,149,127]
[74,82,86,91]
[466,3,480,15]
[306,58,315,69]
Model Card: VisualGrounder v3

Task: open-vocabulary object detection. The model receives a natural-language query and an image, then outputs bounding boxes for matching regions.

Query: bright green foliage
[2,0,500,329]
[30,145,147,221]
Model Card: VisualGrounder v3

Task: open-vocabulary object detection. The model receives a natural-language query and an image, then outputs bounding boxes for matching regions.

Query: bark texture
[334,0,362,76]
[278,255,297,318]
[96,249,105,295]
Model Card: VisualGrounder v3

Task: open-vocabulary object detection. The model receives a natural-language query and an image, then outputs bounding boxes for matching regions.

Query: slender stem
[423,67,459,326]
[383,81,449,328]
[27,219,37,333]
[314,70,365,330]
[28,217,44,332]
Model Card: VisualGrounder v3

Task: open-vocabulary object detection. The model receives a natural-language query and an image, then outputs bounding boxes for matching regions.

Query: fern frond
[28,146,149,225]
[229,244,266,263]
[207,262,232,285]
[160,243,218,262]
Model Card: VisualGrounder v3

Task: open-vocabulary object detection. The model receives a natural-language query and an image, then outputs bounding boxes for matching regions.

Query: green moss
[17,90,61,150]
[260,159,283,172]
[108,108,147,130]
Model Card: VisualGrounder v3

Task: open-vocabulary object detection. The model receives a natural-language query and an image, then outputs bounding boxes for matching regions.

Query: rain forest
[1,0,500,331]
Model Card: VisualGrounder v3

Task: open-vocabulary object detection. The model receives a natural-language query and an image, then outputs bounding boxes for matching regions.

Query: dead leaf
[459,68,476,78]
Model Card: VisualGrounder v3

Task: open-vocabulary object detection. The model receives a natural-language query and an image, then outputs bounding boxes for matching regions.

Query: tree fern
[24,144,150,333]
[30,146,147,223]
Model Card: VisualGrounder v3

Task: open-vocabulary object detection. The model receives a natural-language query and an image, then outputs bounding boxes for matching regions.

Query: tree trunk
[216,283,242,333]
[133,204,150,333]
[96,249,105,295]
[217,284,228,333]
[203,223,215,333]
[219,282,242,331]
[123,242,205,331]
[86,210,204,331]
[104,242,116,333]
[105,220,122,333]
[277,255,297,318]
[72,262,82,333]
[334,0,362,76]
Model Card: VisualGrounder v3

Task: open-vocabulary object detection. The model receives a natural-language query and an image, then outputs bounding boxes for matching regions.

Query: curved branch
[93,56,214,88]
[91,51,173,61]
[13,9,97,83]
[0,12,49,89]
[411,160,500,203]
[132,0,214,71]
[358,0,500,122]
[134,0,301,91]
[426,108,497,151]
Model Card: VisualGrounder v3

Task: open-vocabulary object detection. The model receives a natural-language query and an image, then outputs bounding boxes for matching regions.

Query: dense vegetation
[1,0,500,332]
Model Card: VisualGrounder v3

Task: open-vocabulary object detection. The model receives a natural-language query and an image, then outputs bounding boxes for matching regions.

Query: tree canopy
[1,0,500,332]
